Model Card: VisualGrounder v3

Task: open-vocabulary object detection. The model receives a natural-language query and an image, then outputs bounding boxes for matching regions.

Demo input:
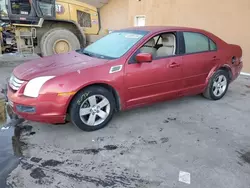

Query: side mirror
[136,53,152,63]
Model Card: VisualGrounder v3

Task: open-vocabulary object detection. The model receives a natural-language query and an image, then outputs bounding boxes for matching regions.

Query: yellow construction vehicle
[0,0,107,56]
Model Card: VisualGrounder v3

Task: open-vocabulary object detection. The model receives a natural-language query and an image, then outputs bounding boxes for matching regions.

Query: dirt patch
[147,140,158,145]
[29,132,36,136]
[159,128,163,132]
[237,150,250,165]
[53,169,160,187]
[167,117,177,121]
[30,157,42,163]
[160,137,169,143]
[210,127,219,130]
[72,148,102,155]
[12,135,26,157]
[163,117,177,123]
[21,125,33,132]
[103,145,118,150]
[240,152,250,164]
[72,145,118,155]
[41,160,64,167]
[30,168,46,179]
[21,161,34,170]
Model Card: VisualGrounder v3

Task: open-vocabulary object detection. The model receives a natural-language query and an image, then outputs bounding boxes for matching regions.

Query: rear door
[180,31,219,95]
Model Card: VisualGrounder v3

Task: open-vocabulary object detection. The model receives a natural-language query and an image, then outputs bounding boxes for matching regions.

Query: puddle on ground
[0,96,26,187]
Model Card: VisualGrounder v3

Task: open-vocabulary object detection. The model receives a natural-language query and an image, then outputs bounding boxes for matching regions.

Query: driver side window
[129,32,177,64]
[139,37,157,58]
[139,32,177,59]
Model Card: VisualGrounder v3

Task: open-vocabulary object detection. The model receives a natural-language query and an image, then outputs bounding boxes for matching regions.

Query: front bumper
[4,83,69,124]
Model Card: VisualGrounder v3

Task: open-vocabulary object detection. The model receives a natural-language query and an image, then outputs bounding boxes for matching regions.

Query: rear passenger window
[209,39,217,51]
[183,32,209,54]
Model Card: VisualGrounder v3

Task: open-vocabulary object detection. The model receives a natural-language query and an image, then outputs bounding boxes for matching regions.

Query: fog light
[16,105,36,113]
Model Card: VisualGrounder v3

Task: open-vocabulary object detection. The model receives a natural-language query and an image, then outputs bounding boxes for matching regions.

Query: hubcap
[79,95,110,126]
[53,39,71,54]
[212,75,227,97]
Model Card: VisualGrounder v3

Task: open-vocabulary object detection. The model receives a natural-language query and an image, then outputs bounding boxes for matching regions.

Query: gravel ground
[1,68,249,188]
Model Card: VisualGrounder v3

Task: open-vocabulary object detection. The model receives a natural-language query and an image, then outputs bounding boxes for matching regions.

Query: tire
[69,86,116,132]
[203,69,229,100]
[40,28,80,56]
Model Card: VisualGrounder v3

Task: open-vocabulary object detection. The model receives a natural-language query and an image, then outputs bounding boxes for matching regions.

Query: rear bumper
[231,62,243,82]
[5,84,69,124]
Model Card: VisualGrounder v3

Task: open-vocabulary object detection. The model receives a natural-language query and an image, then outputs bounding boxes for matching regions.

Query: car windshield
[78,30,148,59]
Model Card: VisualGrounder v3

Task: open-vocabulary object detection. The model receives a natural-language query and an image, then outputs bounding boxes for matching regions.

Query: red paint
[7,26,243,123]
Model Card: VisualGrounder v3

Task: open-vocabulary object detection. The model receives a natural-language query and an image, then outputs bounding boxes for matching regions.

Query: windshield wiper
[77,49,114,60]
[82,51,94,57]
[82,51,106,59]
[76,49,94,57]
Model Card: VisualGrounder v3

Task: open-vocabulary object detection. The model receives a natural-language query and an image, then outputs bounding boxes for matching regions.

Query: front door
[124,32,183,108]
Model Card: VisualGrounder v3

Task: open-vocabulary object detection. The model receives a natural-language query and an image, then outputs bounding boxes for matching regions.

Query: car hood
[13,51,109,80]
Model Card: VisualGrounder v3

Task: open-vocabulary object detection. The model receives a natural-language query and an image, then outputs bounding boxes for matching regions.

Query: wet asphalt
[0,127,20,188]
[1,90,27,188]
[0,99,25,187]
[0,62,23,188]
[0,98,40,188]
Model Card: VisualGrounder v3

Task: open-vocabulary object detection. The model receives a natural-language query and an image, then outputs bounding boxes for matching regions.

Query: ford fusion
[7,26,243,131]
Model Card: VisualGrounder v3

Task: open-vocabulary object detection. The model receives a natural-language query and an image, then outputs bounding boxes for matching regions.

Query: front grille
[9,74,24,91]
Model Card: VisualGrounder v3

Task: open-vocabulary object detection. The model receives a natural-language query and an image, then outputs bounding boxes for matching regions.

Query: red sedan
[7,26,243,131]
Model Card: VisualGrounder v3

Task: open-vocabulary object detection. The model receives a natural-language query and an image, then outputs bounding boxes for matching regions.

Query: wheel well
[219,66,232,81]
[37,20,86,48]
[66,83,121,117]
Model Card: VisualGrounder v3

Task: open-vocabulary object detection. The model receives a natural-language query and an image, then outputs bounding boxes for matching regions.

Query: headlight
[23,76,55,98]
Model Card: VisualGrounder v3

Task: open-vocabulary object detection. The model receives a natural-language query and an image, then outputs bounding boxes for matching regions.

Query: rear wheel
[70,86,116,132]
[40,28,80,56]
[203,69,229,100]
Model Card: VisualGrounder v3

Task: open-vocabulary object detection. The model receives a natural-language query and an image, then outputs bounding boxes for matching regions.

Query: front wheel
[69,86,116,132]
[203,70,229,100]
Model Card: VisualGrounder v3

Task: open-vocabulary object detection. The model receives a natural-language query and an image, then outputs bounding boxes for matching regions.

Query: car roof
[120,26,207,33]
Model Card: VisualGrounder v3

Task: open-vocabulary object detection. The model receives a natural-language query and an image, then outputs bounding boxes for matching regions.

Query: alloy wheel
[79,95,111,126]
[212,75,227,97]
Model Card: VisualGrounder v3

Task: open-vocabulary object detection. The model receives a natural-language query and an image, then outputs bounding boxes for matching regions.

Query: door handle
[169,62,180,68]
